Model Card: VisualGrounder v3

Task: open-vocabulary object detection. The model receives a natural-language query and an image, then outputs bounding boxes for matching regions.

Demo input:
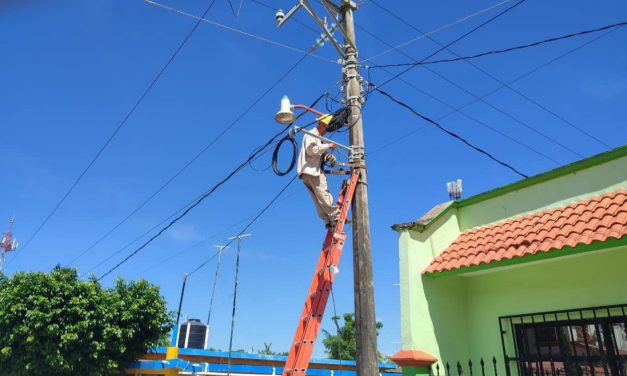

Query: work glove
[323,152,337,166]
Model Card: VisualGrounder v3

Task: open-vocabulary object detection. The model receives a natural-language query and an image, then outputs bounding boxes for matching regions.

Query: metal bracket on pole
[276,1,303,28]
[277,0,345,59]
[300,0,345,59]
[320,0,356,52]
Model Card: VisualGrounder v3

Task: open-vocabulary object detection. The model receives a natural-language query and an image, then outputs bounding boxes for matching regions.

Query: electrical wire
[363,0,513,62]
[370,21,627,69]
[369,26,624,163]
[366,2,614,150]
[96,93,326,280]
[372,85,528,178]
[13,0,219,259]
[434,27,625,137]
[133,189,300,277]
[68,53,311,268]
[376,0,528,89]
[272,136,298,176]
[144,0,338,64]
[362,30,585,160]
[247,0,320,34]
[188,175,298,277]
[96,126,291,281]
[358,26,561,165]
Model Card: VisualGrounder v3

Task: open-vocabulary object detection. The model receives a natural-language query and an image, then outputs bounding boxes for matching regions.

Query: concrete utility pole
[276,2,378,375]
[341,4,378,376]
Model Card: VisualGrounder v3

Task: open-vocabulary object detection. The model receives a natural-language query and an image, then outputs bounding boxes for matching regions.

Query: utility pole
[207,245,228,326]
[341,4,378,376]
[276,2,378,375]
[204,244,229,349]
[226,234,252,376]
[175,272,189,327]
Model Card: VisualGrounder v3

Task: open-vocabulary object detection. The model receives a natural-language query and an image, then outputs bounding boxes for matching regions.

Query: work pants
[301,173,340,226]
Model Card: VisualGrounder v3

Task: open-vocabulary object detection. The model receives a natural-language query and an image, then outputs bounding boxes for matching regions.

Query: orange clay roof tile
[424,189,627,275]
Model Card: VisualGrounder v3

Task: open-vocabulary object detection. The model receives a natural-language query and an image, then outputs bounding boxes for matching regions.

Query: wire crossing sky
[2,0,625,358]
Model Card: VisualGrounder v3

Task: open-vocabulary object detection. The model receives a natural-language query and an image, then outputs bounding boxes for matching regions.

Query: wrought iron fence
[432,357,502,376]
[499,304,627,376]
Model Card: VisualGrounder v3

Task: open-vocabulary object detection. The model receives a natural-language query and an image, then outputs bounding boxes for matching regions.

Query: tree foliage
[322,313,384,361]
[0,267,173,376]
[257,342,288,356]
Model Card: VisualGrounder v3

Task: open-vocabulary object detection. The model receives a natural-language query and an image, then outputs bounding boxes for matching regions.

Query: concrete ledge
[391,350,437,368]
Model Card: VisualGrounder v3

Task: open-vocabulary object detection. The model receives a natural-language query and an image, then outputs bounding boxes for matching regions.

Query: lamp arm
[292,104,326,117]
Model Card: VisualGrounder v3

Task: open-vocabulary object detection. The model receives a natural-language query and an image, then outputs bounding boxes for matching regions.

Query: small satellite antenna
[446,179,463,201]
[0,217,18,272]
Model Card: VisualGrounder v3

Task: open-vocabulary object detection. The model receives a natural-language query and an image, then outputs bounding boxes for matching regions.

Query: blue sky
[1,0,626,358]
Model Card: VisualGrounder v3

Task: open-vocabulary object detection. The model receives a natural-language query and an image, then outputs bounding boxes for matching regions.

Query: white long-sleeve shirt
[297,128,332,177]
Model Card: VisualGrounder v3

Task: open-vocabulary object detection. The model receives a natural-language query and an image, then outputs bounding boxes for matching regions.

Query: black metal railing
[499,304,627,376]
[432,357,502,376]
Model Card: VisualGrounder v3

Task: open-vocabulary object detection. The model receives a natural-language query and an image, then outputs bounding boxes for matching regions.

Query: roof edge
[391,145,627,233]
[457,145,627,209]
[423,236,627,278]
[391,201,454,232]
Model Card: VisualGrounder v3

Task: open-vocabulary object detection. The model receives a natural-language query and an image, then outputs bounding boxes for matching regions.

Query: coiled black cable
[272,135,298,176]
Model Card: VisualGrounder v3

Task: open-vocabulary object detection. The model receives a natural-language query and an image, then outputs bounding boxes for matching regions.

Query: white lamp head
[275,95,296,125]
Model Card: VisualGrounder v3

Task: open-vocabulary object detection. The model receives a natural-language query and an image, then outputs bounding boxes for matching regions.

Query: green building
[390,146,627,376]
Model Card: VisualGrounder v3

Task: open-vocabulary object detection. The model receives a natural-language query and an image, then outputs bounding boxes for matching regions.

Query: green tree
[0,267,173,376]
[257,342,288,356]
[322,313,384,361]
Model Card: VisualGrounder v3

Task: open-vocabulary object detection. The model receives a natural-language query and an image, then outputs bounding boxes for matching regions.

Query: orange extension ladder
[283,170,360,376]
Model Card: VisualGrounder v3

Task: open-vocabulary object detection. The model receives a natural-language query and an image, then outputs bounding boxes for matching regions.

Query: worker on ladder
[297,115,340,229]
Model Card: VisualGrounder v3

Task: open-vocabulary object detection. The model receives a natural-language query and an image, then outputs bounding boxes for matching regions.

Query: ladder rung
[333,232,346,241]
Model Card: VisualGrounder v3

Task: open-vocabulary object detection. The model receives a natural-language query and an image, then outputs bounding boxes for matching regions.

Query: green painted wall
[399,211,467,365]
[464,245,627,374]
[395,150,627,374]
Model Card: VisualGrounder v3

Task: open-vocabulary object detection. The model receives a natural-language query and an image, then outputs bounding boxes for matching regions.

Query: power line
[367,24,617,161]
[247,0,319,34]
[85,198,193,274]
[96,90,325,280]
[371,21,627,69]
[68,53,311,268]
[134,189,299,277]
[434,27,625,135]
[364,0,513,61]
[84,90,317,274]
[357,26,561,165]
[96,126,289,281]
[377,0,528,89]
[372,85,528,178]
[362,22,584,159]
[67,0,338,267]
[188,175,297,277]
[14,0,219,257]
[367,1,615,150]
[144,0,338,64]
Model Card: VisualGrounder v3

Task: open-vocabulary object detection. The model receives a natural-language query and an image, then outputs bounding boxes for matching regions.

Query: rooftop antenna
[446,179,463,201]
[0,217,18,272]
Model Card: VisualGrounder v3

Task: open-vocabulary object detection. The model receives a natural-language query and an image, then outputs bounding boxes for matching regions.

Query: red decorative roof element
[424,189,627,275]
[391,350,438,367]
